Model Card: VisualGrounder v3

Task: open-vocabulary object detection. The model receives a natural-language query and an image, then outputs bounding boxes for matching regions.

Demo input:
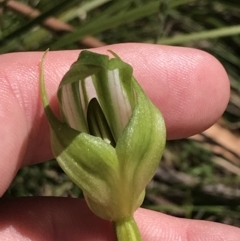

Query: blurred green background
[2,0,240,227]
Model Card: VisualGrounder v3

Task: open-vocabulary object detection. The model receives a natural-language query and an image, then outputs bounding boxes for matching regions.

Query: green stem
[114,216,142,241]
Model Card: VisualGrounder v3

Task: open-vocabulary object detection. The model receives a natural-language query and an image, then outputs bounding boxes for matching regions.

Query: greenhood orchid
[40,50,166,241]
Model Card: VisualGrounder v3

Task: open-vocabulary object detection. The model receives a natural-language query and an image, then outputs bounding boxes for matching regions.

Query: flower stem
[114,216,142,241]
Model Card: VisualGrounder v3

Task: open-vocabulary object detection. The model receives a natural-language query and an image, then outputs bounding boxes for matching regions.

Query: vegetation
[2,0,240,227]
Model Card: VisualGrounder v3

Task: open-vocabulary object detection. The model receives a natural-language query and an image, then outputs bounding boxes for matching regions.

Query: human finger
[0,197,239,241]
[0,43,229,195]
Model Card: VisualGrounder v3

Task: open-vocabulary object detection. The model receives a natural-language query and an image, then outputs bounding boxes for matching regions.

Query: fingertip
[159,47,230,139]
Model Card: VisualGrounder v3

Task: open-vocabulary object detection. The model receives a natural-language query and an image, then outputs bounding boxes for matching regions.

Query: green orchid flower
[40,50,166,241]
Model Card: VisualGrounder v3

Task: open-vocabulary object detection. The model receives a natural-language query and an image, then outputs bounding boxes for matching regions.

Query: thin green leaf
[50,1,160,49]
[158,24,240,45]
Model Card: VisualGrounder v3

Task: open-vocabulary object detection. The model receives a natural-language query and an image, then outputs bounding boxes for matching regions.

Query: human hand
[0,43,239,240]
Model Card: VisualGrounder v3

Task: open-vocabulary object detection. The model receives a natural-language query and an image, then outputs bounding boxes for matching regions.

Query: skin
[0,43,239,241]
